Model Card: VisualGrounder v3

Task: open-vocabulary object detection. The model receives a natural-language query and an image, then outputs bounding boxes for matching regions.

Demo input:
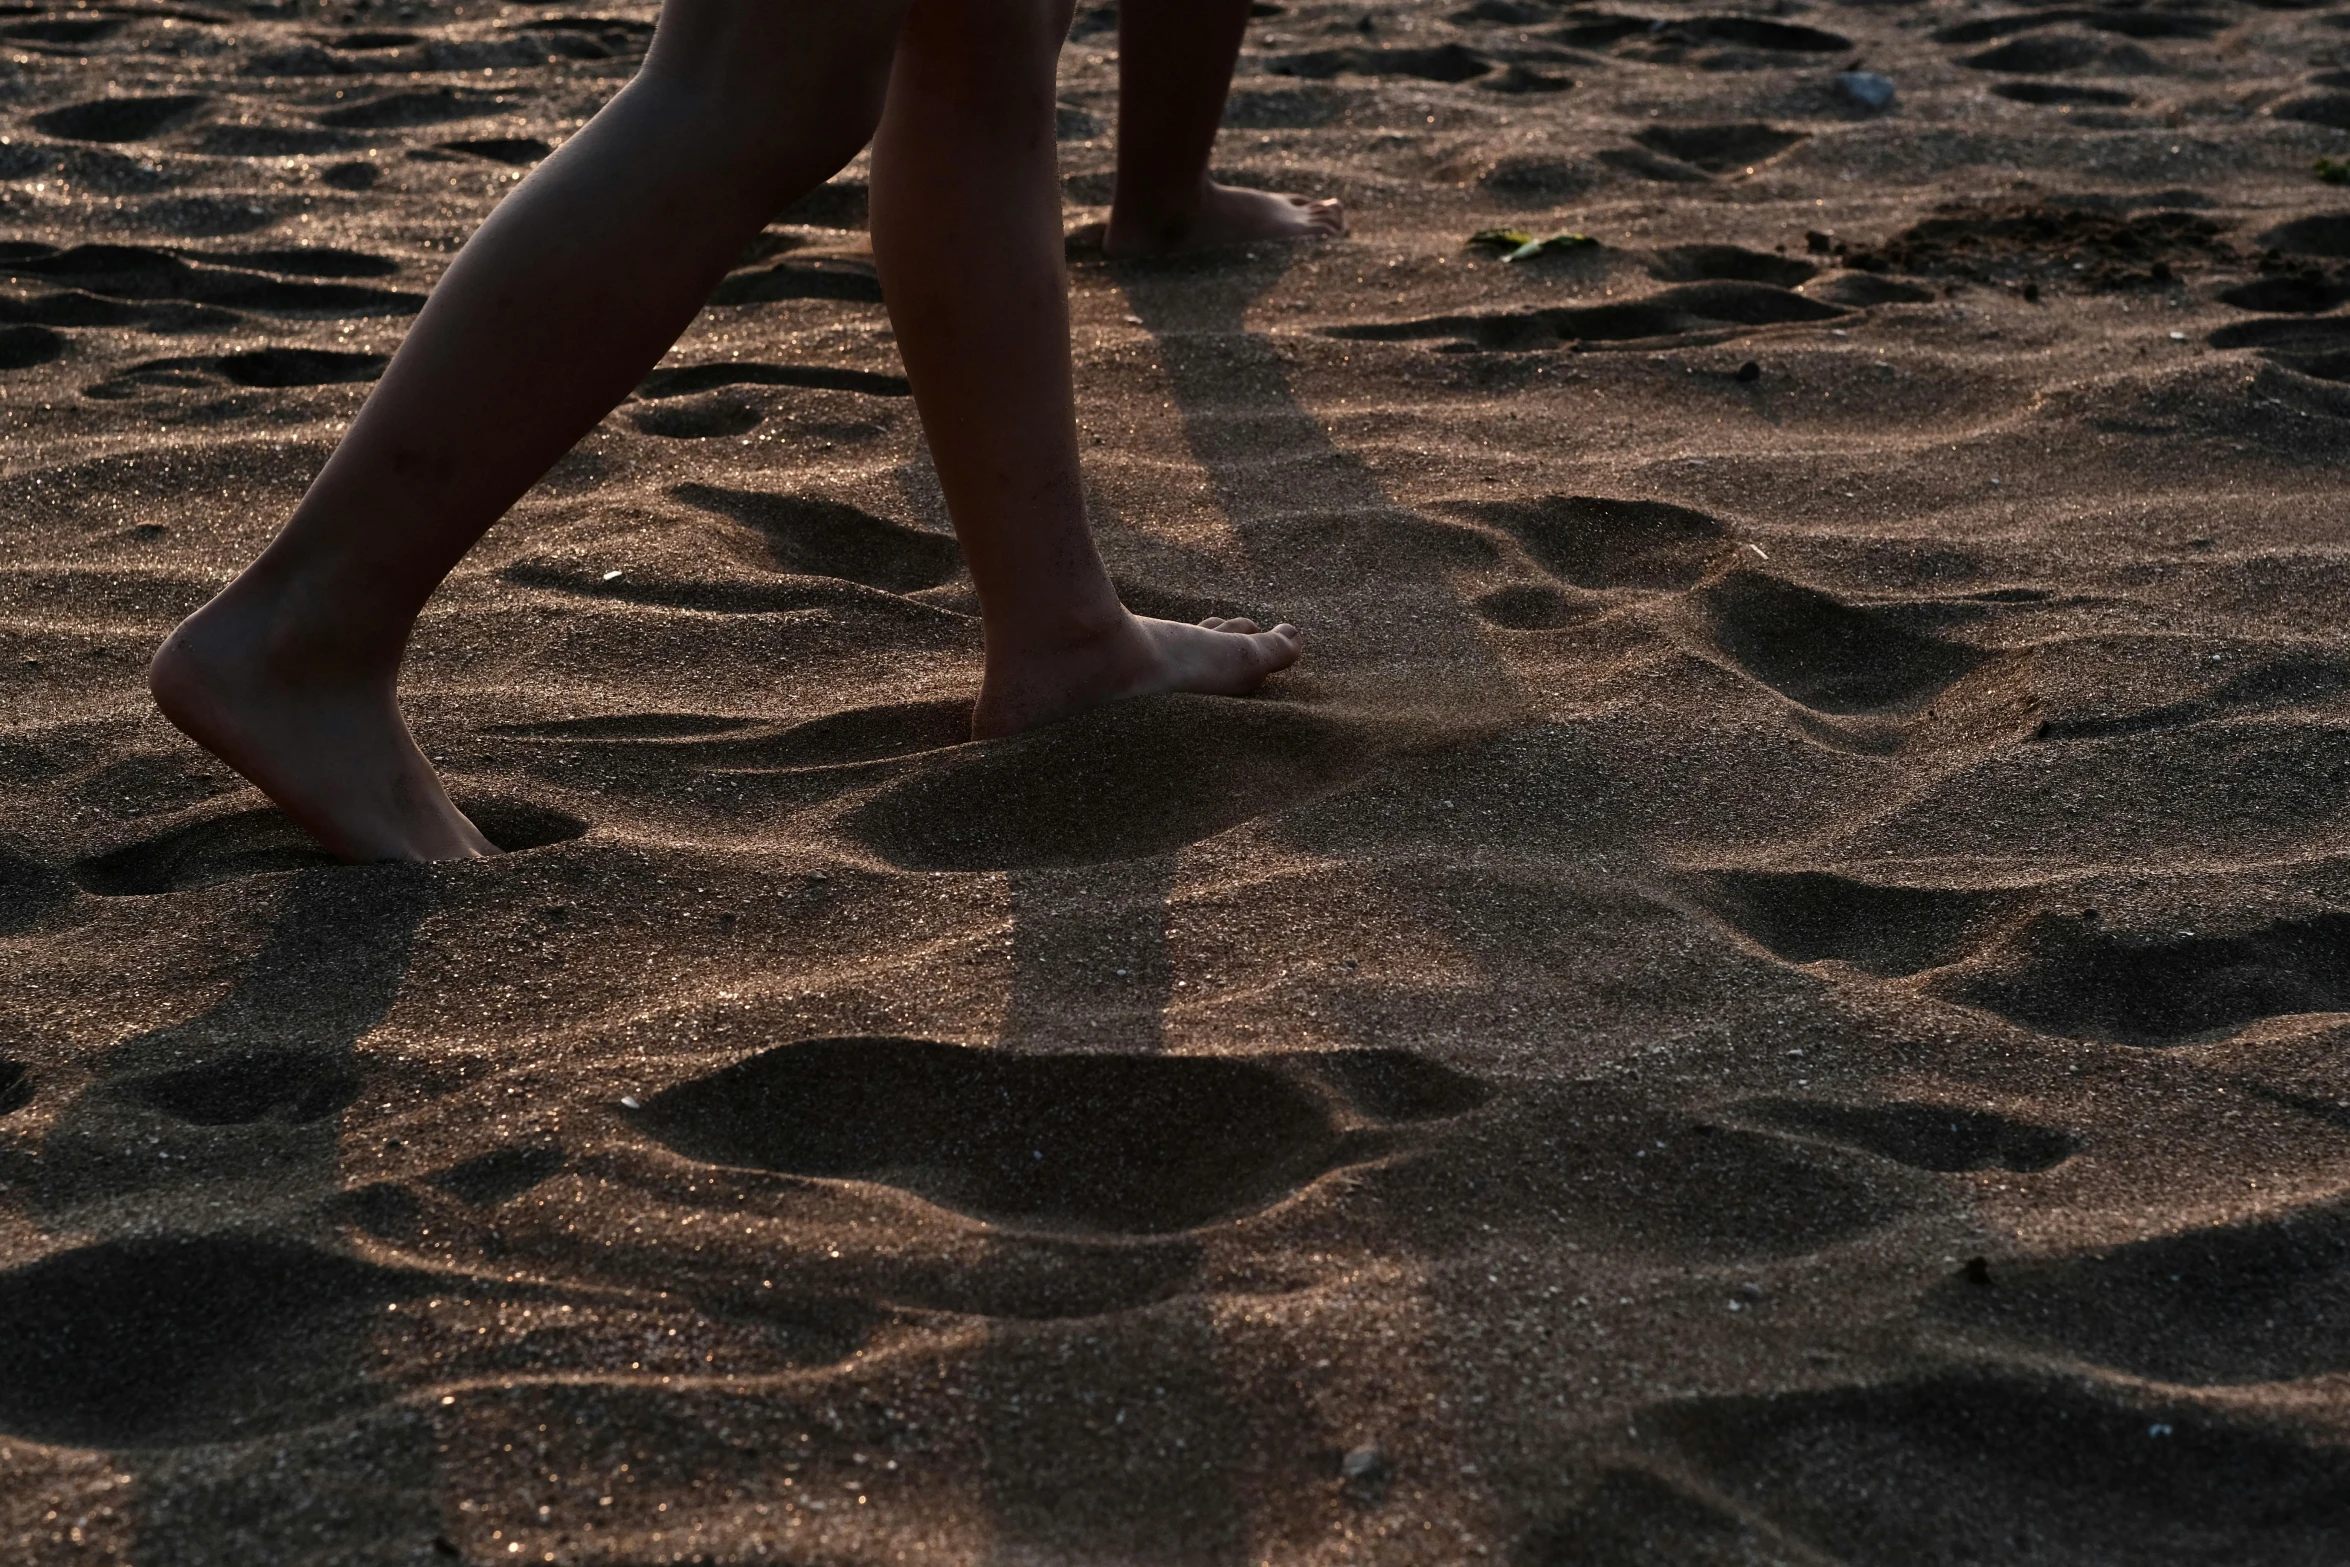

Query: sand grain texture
[5,0,2350,1560]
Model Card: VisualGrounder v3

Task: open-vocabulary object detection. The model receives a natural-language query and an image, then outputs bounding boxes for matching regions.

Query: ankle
[1108,173,1210,241]
[175,563,409,689]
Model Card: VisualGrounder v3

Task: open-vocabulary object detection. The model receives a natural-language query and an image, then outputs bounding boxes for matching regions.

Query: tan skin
[1105,0,1347,258]
[148,0,1301,864]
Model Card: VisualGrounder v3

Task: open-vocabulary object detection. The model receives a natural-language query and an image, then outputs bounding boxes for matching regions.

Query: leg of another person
[1101,0,1346,259]
[149,0,909,863]
[869,0,1302,738]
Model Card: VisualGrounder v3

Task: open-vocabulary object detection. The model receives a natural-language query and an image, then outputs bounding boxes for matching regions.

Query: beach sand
[5,0,2350,1560]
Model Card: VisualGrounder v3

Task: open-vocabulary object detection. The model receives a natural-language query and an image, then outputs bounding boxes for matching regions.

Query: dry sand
[5,0,2350,1560]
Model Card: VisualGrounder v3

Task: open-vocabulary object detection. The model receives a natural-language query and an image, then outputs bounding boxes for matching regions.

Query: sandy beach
[5,0,2350,1559]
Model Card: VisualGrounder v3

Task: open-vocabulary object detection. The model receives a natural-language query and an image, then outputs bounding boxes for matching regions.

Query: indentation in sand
[118,1047,361,1126]
[1694,570,1990,715]
[1694,868,2010,977]
[0,1235,428,1445]
[1932,1202,2350,1383]
[845,694,1390,870]
[1625,1373,2350,1561]
[1943,909,2350,1046]
[633,1038,1486,1233]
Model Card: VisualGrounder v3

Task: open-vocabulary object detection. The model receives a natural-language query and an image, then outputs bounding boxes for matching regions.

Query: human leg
[150,0,909,861]
[868,0,1300,738]
[1101,0,1345,259]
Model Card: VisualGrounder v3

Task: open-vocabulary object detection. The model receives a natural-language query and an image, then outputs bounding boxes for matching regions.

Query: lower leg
[868,0,1299,737]
[151,0,906,861]
[1102,0,1345,259]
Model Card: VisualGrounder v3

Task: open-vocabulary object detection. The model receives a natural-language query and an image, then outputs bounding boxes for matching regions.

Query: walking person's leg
[150,0,910,862]
[868,0,1301,738]
[1101,0,1346,259]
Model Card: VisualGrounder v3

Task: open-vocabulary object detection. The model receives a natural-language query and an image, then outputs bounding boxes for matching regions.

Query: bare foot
[1103,181,1346,260]
[149,581,495,864]
[972,613,1303,738]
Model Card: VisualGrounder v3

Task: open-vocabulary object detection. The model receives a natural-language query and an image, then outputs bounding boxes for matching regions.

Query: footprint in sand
[84,347,388,400]
[1693,868,2013,978]
[0,1234,428,1446]
[0,1060,29,1116]
[72,795,585,895]
[428,1142,568,1206]
[1940,908,2350,1047]
[845,693,1389,870]
[630,1038,1487,1234]
[1565,1371,2350,1564]
[1693,570,1990,715]
[1930,1200,2350,1385]
[30,94,208,142]
[116,1047,361,1126]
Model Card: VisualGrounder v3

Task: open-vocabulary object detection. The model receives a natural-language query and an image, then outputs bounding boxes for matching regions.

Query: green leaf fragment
[2319,157,2350,187]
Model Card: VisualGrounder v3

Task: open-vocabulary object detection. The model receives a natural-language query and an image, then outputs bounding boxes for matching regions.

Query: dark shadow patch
[1929,1201,2350,1383]
[2040,651,2350,741]
[0,323,64,369]
[1440,494,1730,590]
[1327,280,1847,352]
[1643,1372,2350,1562]
[845,694,1385,871]
[1473,581,1600,629]
[2276,94,2350,132]
[2,243,422,317]
[2209,315,2350,354]
[314,87,508,128]
[30,94,208,143]
[2261,214,2350,258]
[1269,42,1493,81]
[672,483,960,592]
[0,1060,29,1117]
[1,15,126,47]
[631,394,764,439]
[1964,33,2121,72]
[1694,868,2006,976]
[483,712,761,742]
[0,1235,427,1446]
[1991,79,2135,106]
[1735,1096,2078,1172]
[636,361,910,399]
[708,258,884,307]
[1647,244,1816,287]
[440,136,550,166]
[118,1048,361,1126]
[1295,1048,1491,1122]
[429,1143,566,1206]
[216,347,387,387]
[189,123,364,157]
[72,796,584,895]
[2218,274,2350,314]
[1632,123,1807,175]
[1942,910,2350,1045]
[634,1038,1478,1233]
[1935,8,2226,44]
[1695,571,1989,714]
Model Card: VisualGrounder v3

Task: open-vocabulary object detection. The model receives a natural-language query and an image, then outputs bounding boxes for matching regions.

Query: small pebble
[1835,71,1896,111]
